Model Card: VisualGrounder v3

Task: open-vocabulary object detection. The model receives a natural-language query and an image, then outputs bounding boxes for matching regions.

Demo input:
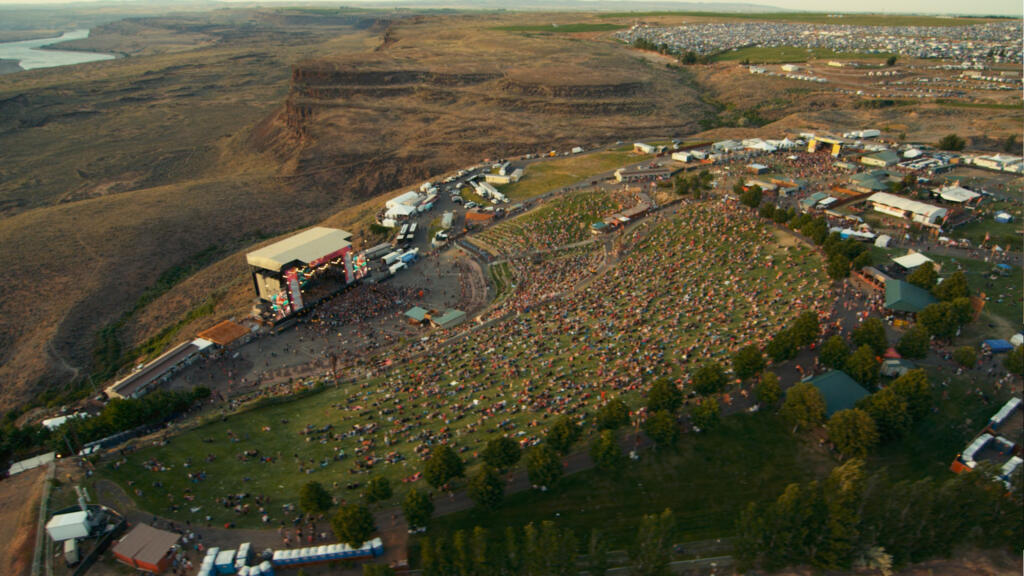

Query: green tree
[907,264,937,291]
[590,430,623,470]
[643,410,678,448]
[897,325,930,359]
[647,379,683,414]
[631,508,674,576]
[852,317,888,355]
[545,416,582,456]
[886,55,897,66]
[482,436,522,470]
[503,526,522,575]
[917,301,960,340]
[845,345,880,387]
[692,361,727,395]
[860,388,911,442]
[526,445,562,489]
[470,526,490,576]
[953,346,977,368]
[596,398,631,431]
[781,382,826,432]
[740,185,763,209]
[364,476,392,505]
[937,133,965,151]
[1005,345,1024,377]
[827,253,852,280]
[331,503,376,547]
[467,465,504,510]
[298,481,333,515]
[588,529,610,576]
[423,444,465,489]
[827,409,879,458]
[690,397,720,431]
[453,530,470,576]
[757,371,782,407]
[732,345,766,381]
[819,335,850,370]
[934,270,970,301]
[766,328,798,362]
[791,311,820,347]
[888,369,932,421]
[402,488,434,530]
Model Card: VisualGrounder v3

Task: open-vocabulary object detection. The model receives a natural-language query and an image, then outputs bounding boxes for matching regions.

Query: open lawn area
[430,412,828,549]
[922,252,1022,329]
[712,46,894,63]
[498,150,641,201]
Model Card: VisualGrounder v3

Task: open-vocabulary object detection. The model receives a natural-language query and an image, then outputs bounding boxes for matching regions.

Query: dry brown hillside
[0,10,710,409]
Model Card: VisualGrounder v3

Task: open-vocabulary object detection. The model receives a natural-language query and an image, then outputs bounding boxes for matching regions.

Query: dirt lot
[0,466,48,576]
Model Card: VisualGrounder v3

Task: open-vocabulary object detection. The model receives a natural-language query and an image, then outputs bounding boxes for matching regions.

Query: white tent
[892,252,934,270]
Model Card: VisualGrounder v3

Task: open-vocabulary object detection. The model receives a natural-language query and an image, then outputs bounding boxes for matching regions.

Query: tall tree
[467,465,504,510]
[526,445,562,489]
[917,301,960,340]
[364,477,393,505]
[423,444,465,489]
[897,325,930,359]
[953,346,977,369]
[482,436,522,470]
[827,409,879,459]
[545,416,582,456]
[643,410,679,448]
[757,371,782,408]
[596,398,631,431]
[299,481,333,515]
[470,527,490,576]
[452,530,471,576]
[934,270,969,301]
[781,382,826,432]
[631,508,675,576]
[906,264,937,291]
[766,328,798,362]
[590,430,624,470]
[331,503,376,547]
[888,369,932,421]
[732,345,766,381]
[588,529,610,576]
[692,361,727,395]
[1005,345,1024,377]
[690,397,720,431]
[647,379,683,414]
[860,388,911,442]
[820,335,851,370]
[791,311,821,347]
[851,318,888,355]
[845,345,880,387]
[402,488,434,531]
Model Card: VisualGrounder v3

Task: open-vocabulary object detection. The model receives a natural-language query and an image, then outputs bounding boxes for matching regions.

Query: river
[0,29,115,72]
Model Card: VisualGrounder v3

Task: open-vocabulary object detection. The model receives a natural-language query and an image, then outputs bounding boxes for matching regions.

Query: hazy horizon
[0,0,1020,17]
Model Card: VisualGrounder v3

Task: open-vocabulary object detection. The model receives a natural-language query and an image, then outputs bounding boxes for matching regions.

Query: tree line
[736,458,1022,572]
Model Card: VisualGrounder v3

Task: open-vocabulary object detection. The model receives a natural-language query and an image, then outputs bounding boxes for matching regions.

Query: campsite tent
[983,339,1014,354]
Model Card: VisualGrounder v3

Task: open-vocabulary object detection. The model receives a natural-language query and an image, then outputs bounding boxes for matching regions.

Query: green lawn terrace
[99,202,829,529]
[470,189,623,256]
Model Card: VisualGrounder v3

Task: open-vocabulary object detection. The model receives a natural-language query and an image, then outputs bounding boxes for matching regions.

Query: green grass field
[712,46,893,63]
[430,412,827,548]
[499,151,640,201]
[596,11,1005,27]
[492,23,627,33]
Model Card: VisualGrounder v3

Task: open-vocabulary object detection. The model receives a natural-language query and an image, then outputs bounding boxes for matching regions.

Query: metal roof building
[867,192,947,226]
[884,280,938,313]
[807,371,870,417]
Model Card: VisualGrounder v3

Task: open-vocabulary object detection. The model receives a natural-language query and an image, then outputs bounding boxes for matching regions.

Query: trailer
[401,248,419,264]
[388,262,406,275]
[406,222,418,241]
[362,243,393,261]
[441,211,454,229]
[382,250,405,266]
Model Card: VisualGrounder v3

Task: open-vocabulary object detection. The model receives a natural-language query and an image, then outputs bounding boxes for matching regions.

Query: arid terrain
[0,8,1020,411]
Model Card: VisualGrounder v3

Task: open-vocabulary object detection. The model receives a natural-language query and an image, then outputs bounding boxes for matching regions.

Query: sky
[0,0,1020,17]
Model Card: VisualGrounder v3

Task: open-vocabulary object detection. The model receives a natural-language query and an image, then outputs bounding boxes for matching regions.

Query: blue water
[0,29,115,71]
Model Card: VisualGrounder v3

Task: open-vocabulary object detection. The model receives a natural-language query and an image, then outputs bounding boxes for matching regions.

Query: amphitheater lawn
[98,204,828,529]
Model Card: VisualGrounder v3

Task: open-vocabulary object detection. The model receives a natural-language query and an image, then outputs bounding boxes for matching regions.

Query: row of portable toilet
[237,561,274,576]
[271,538,384,567]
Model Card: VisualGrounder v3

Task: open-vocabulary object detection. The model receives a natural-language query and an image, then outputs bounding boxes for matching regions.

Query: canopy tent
[892,252,934,270]
[935,185,980,203]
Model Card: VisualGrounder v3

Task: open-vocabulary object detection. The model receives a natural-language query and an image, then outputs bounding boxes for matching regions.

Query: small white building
[634,142,656,154]
[780,64,800,72]
[671,151,693,163]
[934,185,980,204]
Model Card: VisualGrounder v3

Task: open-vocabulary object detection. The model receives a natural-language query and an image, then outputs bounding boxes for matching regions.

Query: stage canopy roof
[246,227,352,273]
